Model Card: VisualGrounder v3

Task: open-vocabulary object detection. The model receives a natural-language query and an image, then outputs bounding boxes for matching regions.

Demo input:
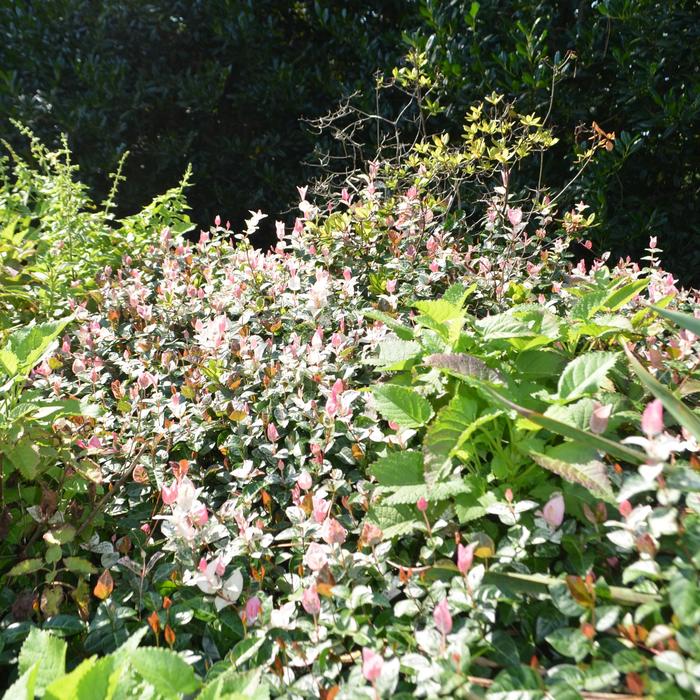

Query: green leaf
[0,318,73,378]
[199,668,269,700]
[383,479,469,505]
[18,628,67,695]
[44,658,97,700]
[43,615,87,638]
[413,299,464,324]
[63,557,98,576]
[370,451,424,486]
[129,647,200,698]
[570,289,608,320]
[422,393,478,481]
[6,558,44,577]
[74,655,126,700]
[3,663,39,700]
[515,349,567,378]
[651,305,700,336]
[373,339,422,371]
[546,628,591,662]
[530,447,614,502]
[442,282,474,308]
[473,383,646,464]
[556,352,618,402]
[603,279,649,311]
[623,343,700,443]
[366,504,418,538]
[371,385,434,428]
[6,440,41,480]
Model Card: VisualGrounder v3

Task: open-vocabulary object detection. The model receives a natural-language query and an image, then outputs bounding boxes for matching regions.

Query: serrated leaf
[366,504,418,538]
[74,655,125,700]
[0,317,73,378]
[557,351,618,402]
[129,647,200,698]
[373,339,422,370]
[383,480,470,505]
[7,440,41,480]
[530,447,614,502]
[44,657,97,700]
[372,385,434,428]
[3,663,39,700]
[413,299,463,324]
[199,668,269,700]
[423,393,478,481]
[571,289,608,320]
[18,628,67,695]
[442,282,475,308]
[370,451,423,486]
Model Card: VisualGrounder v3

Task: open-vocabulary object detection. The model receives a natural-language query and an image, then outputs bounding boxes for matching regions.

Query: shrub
[1,102,699,697]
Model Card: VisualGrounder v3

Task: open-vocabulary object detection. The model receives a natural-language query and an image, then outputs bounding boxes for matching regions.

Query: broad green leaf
[442,282,475,308]
[6,558,44,577]
[18,628,67,695]
[0,318,73,378]
[372,385,434,428]
[199,668,269,700]
[6,440,40,479]
[530,446,615,502]
[423,394,478,482]
[43,615,87,638]
[382,480,470,505]
[545,398,599,431]
[477,306,561,342]
[366,504,418,538]
[370,451,423,486]
[514,349,566,378]
[623,343,700,442]
[557,351,618,402]
[603,279,649,311]
[476,312,538,340]
[651,305,700,336]
[74,655,126,700]
[668,573,700,624]
[473,383,646,464]
[413,299,464,324]
[570,289,608,320]
[129,647,200,698]
[63,557,98,576]
[373,339,422,371]
[3,663,39,700]
[44,658,97,700]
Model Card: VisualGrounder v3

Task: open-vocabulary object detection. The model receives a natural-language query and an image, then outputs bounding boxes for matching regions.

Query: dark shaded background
[1,0,698,284]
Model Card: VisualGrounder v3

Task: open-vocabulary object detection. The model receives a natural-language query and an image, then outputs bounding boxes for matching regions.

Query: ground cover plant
[1,91,699,699]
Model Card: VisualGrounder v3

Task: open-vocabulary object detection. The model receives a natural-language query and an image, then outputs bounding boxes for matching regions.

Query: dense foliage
[1,90,699,698]
[1,1,698,283]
